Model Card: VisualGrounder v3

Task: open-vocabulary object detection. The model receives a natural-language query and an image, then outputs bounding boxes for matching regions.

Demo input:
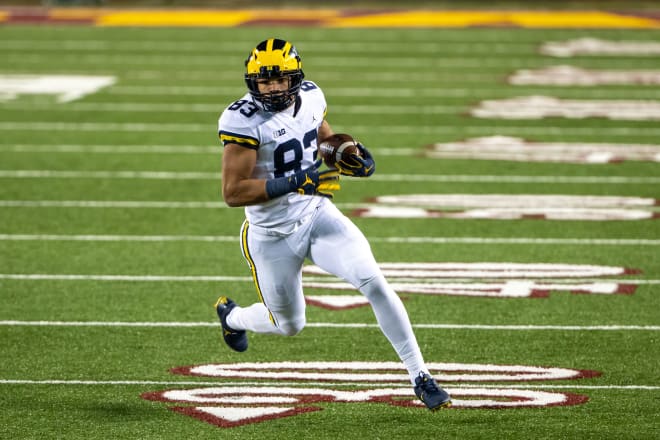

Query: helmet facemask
[244,39,305,112]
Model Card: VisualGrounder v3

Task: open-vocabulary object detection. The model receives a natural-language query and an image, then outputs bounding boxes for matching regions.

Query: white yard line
[1,122,659,138]
[0,144,413,155]
[0,320,658,331]
[0,171,656,184]
[0,274,658,284]
[0,69,496,83]
[0,144,220,154]
[7,53,660,70]
[0,379,657,390]
[0,200,229,208]
[1,200,658,212]
[0,234,657,246]
[0,274,251,281]
[105,85,660,99]
[0,53,616,69]
[0,102,465,114]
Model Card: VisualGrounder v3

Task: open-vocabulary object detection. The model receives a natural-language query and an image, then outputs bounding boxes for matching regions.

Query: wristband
[266,175,295,199]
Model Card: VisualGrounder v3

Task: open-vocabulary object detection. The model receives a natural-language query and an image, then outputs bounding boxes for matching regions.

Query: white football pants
[226,198,429,384]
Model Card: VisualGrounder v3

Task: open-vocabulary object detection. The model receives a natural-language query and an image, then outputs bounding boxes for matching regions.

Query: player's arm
[318,119,334,143]
[221,142,269,207]
[222,142,340,207]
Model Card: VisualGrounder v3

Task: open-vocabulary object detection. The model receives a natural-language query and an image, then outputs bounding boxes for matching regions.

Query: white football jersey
[218,81,328,228]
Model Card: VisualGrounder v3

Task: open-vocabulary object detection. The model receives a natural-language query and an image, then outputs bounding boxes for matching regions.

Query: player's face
[256,76,289,94]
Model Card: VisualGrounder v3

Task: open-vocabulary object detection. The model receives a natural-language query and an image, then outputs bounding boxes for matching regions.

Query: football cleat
[215,296,248,352]
[414,372,452,411]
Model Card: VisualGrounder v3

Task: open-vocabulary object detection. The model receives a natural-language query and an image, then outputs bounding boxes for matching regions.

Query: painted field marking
[0,144,220,154]
[0,273,657,284]
[1,122,659,138]
[3,86,660,99]
[0,74,116,102]
[0,379,657,390]
[0,69,497,83]
[356,194,660,221]
[108,85,660,99]
[509,65,660,86]
[3,85,660,101]
[0,234,657,246]
[0,144,403,155]
[471,96,660,121]
[7,52,660,69]
[540,38,660,57]
[0,274,251,281]
[3,9,658,28]
[426,136,660,163]
[0,171,656,184]
[0,101,464,115]
[1,321,658,331]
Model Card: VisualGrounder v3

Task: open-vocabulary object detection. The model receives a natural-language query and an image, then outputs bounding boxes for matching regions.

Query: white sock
[360,276,429,385]
[227,303,280,335]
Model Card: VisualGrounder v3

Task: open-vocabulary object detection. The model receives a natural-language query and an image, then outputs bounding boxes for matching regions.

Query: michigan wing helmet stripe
[246,38,301,76]
[244,38,305,112]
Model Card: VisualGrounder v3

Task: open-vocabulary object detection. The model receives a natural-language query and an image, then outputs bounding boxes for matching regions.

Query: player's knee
[359,275,394,301]
[278,317,306,336]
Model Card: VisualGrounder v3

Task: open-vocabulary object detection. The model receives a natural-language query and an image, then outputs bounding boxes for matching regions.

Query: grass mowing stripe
[1,321,659,331]
[0,171,656,184]
[1,234,658,246]
[0,380,657,390]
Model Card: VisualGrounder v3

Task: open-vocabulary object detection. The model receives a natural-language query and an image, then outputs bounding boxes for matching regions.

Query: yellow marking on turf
[326,11,660,29]
[97,10,255,27]
[96,9,339,27]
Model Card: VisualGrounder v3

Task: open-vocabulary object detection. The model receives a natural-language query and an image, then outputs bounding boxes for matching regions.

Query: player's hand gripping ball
[318,133,360,168]
[318,133,375,177]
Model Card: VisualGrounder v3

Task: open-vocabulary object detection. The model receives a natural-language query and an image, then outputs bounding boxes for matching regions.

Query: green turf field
[0,19,659,440]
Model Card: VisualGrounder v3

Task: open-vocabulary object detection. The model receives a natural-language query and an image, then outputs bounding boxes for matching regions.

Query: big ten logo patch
[142,362,599,429]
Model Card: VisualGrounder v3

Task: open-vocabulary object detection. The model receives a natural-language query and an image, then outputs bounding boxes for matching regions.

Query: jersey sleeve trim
[219,130,260,149]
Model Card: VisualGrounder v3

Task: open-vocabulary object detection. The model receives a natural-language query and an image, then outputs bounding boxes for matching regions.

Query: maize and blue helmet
[245,38,305,112]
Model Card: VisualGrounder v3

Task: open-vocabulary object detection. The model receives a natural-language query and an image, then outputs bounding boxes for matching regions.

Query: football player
[216,38,451,410]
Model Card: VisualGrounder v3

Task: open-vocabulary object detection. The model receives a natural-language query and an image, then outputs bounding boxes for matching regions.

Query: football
[318,133,360,168]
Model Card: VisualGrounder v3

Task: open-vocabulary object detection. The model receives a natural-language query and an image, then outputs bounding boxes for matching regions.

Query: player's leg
[307,201,429,384]
[224,220,307,337]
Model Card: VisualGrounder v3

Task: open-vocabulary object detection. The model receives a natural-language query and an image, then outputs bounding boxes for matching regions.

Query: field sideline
[0,6,659,440]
